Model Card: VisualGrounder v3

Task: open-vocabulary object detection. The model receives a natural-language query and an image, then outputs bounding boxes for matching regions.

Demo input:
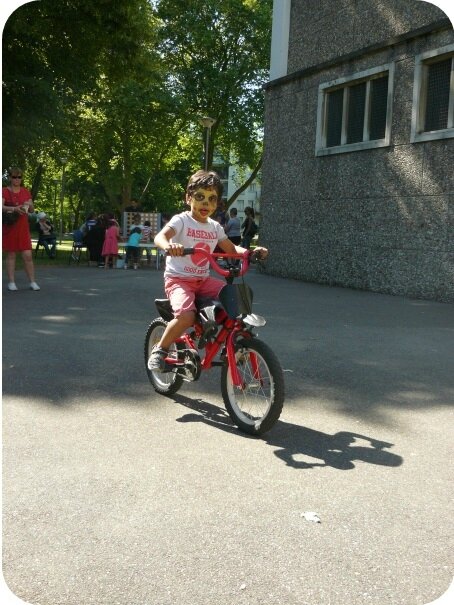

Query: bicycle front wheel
[144,318,183,396]
[221,337,285,435]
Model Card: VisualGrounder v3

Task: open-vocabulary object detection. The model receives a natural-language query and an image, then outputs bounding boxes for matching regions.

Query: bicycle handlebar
[169,247,253,278]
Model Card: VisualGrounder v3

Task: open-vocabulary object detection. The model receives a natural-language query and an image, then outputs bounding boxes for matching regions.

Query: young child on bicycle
[148,169,268,371]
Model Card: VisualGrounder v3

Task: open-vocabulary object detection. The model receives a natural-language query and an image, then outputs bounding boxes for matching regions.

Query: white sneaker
[147,346,168,372]
[7,282,18,291]
[29,282,40,291]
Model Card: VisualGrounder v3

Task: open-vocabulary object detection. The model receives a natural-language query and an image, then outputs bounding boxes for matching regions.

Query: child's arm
[218,237,268,259]
[154,225,184,256]
[218,238,247,256]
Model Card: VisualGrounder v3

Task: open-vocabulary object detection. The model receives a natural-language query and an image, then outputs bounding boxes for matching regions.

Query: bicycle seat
[195,297,223,321]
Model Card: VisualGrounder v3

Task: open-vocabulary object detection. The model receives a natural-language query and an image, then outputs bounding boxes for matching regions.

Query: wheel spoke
[221,337,284,434]
[145,319,183,394]
[230,348,274,422]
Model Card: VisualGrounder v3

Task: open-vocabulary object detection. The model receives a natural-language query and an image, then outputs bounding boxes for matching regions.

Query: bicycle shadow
[173,394,240,435]
[266,422,403,470]
[172,394,403,471]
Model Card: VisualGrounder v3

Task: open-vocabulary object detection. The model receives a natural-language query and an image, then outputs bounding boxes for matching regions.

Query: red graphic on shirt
[191,242,210,267]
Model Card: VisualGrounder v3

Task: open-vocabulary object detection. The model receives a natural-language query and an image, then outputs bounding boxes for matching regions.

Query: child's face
[187,187,218,223]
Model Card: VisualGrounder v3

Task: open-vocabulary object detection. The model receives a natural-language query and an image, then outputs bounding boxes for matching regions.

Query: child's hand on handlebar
[165,243,185,256]
[251,246,268,261]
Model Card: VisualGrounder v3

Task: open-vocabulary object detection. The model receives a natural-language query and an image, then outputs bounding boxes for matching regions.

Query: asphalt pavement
[2,262,453,605]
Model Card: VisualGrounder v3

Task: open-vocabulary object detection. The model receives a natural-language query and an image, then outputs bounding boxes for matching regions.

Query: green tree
[3,0,272,219]
[2,0,156,171]
[3,0,181,219]
[154,0,272,204]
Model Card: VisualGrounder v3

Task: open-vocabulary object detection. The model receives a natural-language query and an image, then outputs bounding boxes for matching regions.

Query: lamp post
[52,179,60,225]
[59,157,68,243]
[198,116,216,171]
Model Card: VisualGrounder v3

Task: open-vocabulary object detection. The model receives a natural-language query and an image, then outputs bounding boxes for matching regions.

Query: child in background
[129,213,143,234]
[101,218,120,269]
[141,220,152,265]
[125,227,142,270]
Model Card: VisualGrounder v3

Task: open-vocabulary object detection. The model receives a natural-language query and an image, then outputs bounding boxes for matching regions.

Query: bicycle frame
[162,249,258,388]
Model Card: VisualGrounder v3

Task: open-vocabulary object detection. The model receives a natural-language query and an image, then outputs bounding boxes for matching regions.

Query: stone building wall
[261,0,453,302]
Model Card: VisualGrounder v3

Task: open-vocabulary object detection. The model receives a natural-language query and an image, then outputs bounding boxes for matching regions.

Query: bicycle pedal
[162,359,184,373]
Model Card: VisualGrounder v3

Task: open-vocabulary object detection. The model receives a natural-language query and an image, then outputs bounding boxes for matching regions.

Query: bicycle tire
[221,337,285,435]
[144,318,183,396]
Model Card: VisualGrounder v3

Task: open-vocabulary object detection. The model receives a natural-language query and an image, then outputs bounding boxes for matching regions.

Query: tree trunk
[31,163,44,200]
[226,155,262,209]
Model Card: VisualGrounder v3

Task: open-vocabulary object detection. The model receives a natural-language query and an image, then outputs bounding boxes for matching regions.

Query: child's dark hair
[186,170,223,199]
[132,227,141,234]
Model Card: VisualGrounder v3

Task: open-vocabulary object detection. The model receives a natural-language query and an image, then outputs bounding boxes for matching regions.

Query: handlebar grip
[165,247,195,256]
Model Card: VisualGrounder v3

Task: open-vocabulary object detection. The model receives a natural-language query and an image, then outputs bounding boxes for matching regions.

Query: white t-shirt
[164,211,227,279]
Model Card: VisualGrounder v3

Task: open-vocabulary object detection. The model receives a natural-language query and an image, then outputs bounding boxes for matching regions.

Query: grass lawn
[3,238,162,270]
[3,239,83,270]
[3,237,257,271]
[28,239,75,267]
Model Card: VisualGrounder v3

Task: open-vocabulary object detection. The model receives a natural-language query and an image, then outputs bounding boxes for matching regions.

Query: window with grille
[316,64,394,156]
[411,44,454,143]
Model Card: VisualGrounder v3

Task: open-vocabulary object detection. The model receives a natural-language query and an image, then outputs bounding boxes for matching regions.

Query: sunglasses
[10,175,22,179]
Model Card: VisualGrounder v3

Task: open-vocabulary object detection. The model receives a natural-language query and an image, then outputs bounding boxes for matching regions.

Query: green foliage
[2,0,272,222]
[155,0,272,169]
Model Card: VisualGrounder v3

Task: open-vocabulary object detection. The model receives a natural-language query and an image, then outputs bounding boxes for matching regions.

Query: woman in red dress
[2,167,40,291]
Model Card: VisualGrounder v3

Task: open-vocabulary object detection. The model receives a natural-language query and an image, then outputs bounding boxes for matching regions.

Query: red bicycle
[144,248,285,435]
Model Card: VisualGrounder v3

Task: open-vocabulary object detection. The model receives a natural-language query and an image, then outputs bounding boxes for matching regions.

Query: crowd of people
[74,200,257,272]
[211,201,258,249]
[3,167,259,292]
[74,210,156,269]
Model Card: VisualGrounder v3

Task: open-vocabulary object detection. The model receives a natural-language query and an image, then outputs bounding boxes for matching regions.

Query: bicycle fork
[225,331,262,390]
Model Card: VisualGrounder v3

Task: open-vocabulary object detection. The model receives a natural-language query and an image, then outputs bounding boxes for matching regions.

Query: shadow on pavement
[172,393,403,471]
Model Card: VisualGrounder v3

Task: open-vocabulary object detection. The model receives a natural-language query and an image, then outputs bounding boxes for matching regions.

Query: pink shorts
[165,276,224,317]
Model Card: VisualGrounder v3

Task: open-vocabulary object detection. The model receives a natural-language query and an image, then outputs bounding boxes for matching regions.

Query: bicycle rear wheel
[144,318,183,395]
[221,337,284,435]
